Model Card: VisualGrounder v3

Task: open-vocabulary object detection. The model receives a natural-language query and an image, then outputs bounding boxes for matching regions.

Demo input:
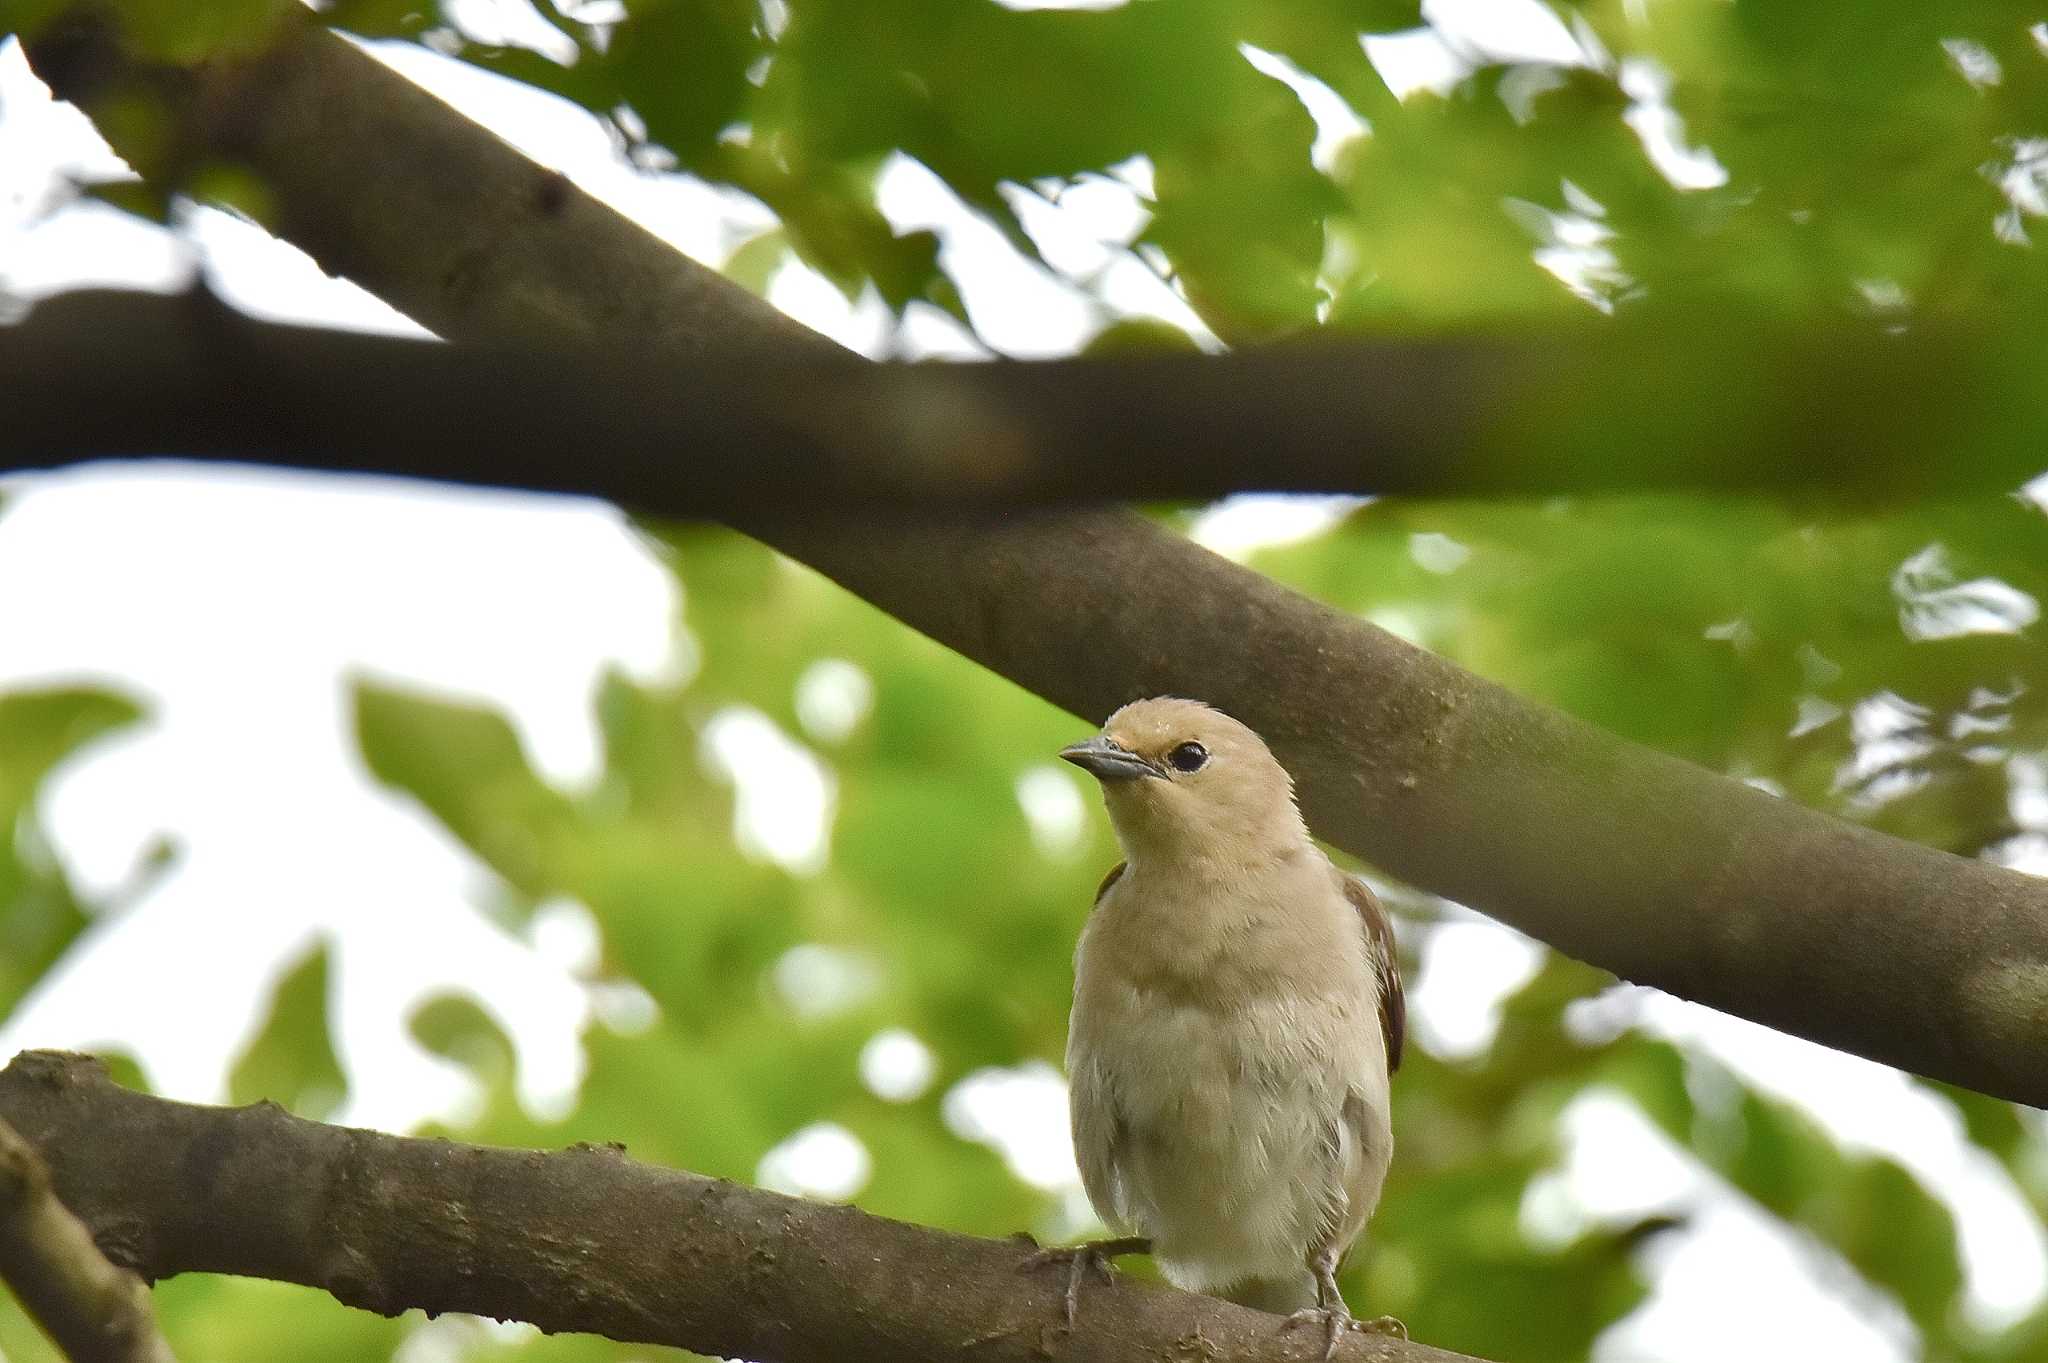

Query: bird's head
[1060,697,1305,866]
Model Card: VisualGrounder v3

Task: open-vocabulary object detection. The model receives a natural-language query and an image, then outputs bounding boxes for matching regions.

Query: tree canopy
[2,2,2048,1363]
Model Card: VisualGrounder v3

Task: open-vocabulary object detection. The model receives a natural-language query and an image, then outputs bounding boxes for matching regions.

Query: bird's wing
[1069,860,1133,1227]
[1068,1057,1132,1229]
[1341,874,1405,1073]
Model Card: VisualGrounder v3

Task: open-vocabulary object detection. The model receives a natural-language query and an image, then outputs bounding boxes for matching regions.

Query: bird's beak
[1059,736,1162,783]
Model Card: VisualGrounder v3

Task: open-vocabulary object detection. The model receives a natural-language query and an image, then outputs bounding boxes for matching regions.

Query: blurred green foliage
[228,943,346,1120]
[0,687,141,1017]
[6,0,2048,1361]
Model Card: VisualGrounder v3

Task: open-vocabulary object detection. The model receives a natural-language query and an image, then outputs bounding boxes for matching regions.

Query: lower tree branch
[0,1051,1483,1363]
[0,1109,176,1363]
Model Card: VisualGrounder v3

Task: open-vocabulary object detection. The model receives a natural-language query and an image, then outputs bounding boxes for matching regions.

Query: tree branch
[0,285,1515,507]
[16,5,2048,1109]
[0,1109,176,1363]
[2,285,2038,504]
[0,1051,1486,1363]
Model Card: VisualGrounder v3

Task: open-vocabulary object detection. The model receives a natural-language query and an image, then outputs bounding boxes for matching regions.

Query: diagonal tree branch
[0,1051,1485,1363]
[0,1109,176,1363]
[2,286,2039,504]
[13,4,2048,1110]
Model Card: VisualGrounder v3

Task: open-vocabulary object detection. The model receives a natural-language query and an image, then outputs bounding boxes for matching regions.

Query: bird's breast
[1077,864,1374,1007]
[1068,872,1389,1178]
[1066,977,1388,1289]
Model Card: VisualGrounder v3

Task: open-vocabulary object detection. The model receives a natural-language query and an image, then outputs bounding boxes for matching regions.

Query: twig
[0,1113,176,1363]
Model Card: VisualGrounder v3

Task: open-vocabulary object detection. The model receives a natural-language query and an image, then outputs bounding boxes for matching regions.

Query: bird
[1033,696,1404,1359]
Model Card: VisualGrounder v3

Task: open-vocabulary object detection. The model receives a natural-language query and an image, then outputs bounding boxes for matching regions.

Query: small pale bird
[1042,697,1404,1357]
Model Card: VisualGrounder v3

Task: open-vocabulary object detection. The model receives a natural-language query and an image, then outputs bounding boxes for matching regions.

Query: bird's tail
[1218,1273,1318,1316]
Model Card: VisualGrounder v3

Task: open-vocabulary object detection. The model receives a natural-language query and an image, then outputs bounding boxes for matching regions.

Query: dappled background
[4,1,2048,1361]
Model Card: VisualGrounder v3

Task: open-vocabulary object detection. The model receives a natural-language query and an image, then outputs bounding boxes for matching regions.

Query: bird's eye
[1166,741,1209,773]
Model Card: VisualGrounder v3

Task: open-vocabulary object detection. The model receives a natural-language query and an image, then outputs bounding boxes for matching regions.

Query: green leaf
[1080,317,1204,355]
[228,942,346,1120]
[1598,1040,1694,1144]
[607,0,760,171]
[0,686,145,1016]
[460,43,615,111]
[0,687,144,805]
[79,178,176,225]
[410,991,517,1088]
[721,226,790,294]
[321,0,434,39]
[1833,1159,1963,1337]
[352,679,576,898]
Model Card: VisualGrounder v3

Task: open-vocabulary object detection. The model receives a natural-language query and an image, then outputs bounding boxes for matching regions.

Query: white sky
[0,4,2039,1359]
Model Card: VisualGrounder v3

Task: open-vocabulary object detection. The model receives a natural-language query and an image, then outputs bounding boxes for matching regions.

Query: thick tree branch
[2,286,2038,503]
[0,1111,176,1363]
[15,6,2048,1110]
[0,1051,1482,1363]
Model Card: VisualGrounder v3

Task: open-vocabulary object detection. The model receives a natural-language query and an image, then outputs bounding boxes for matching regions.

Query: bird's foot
[1283,1307,1408,1360]
[1020,1236,1152,1328]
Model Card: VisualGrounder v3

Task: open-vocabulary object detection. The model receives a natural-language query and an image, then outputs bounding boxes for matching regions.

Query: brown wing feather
[1341,874,1405,1073]
[1074,860,1132,1229]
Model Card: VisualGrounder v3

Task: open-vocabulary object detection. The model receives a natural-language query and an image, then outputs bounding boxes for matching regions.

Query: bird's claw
[1020,1236,1150,1328]
[1283,1307,1408,1360]
[1023,1244,1110,1328]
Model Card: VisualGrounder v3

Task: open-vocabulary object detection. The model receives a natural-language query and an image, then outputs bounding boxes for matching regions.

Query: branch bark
[0,1110,176,1363]
[2,286,2038,504]
[15,5,2048,1115]
[0,1051,1484,1363]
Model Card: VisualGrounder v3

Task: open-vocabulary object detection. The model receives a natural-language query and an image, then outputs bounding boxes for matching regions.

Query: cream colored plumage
[1052,697,1404,1354]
